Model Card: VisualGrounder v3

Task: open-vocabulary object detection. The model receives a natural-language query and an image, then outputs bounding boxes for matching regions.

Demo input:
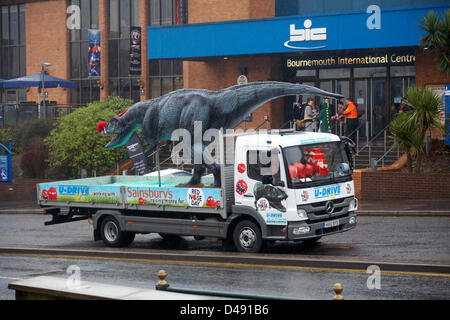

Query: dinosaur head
[102,116,134,149]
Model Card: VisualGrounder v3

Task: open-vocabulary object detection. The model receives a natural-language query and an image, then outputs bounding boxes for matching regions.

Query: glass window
[247,150,280,183]
[160,60,172,76]
[108,39,118,78]
[80,0,91,40]
[1,47,8,77]
[10,46,19,77]
[19,46,25,75]
[296,69,316,77]
[18,5,25,45]
[284,142,351,187]
[70,43,80,78]
[147,1,186,98]
[319,68,350,79]
[91,0,99,29]
[162,77,173,95]
[119,39,129,77]
[150,78,161,98]
[69,0,101,104]
[354,67,387,78]
[1,7,8,46]
[120,0,130,38]
[150,0,161,26]
[131,0,140,27]
[390,66,415,77]
[276,0,450,16]
[161,0,173,25]
[80,41,89,78]
[0,4,25,79]
[109,0,119,38]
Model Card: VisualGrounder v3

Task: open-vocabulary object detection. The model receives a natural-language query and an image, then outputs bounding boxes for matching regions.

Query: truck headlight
[297,209,307,219]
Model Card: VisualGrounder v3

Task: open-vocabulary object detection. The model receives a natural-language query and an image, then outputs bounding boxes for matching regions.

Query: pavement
[1,198,450,216]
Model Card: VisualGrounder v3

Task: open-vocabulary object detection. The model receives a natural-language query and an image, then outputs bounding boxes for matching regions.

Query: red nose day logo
[187,188,204,207]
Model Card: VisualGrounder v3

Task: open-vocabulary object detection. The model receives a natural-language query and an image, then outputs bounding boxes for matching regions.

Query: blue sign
[147,5,448,59]
[0,141,12,183]
[0,156,9,182]
[446,85,450,146]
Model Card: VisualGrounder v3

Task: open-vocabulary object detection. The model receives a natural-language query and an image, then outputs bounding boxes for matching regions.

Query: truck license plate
[323,219,339,228]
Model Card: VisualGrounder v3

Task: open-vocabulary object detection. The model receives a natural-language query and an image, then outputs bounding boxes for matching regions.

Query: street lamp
[40,62,52,119]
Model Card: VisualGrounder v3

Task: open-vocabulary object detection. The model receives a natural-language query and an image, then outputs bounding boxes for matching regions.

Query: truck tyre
[233,220,263,253]
[100,216,134,247]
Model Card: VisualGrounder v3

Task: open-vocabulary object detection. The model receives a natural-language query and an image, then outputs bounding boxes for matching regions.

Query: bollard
[333,283,344,300]
[156,270,169,290]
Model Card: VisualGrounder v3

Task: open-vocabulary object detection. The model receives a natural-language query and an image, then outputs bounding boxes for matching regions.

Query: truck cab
[230,131,357,252]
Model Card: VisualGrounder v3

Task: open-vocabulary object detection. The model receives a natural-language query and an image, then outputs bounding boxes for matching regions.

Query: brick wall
[352,171,450,200]
[0,178,50,201]
[416,48,450,88]
[25,0,70,104]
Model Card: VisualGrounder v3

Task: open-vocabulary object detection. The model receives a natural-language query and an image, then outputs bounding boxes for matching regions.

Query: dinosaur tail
[213,81,343,129]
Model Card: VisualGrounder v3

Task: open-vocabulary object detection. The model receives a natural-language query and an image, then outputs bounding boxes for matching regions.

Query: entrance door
[371,79,387,136]
[354,79,368,136]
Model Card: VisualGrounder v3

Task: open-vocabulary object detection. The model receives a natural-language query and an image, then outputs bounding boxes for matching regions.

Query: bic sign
[284,19,326,50]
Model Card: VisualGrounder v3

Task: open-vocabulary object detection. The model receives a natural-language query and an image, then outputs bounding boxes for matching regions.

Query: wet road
[0,214,449,262]
[1,214,449,300]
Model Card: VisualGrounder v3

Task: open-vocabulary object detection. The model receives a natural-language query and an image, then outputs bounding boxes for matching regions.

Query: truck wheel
[100,216,133,247]
[233,220,263,253]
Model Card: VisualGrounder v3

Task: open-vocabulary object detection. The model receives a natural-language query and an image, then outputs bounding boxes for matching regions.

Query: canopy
[2,73,76,89]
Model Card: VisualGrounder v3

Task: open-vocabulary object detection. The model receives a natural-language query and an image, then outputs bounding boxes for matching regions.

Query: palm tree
[419,10,450,75]
[393,87,443,173]
[390,112,422,173]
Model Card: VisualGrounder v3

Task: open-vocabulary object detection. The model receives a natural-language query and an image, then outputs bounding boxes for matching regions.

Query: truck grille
[298,196,353,223]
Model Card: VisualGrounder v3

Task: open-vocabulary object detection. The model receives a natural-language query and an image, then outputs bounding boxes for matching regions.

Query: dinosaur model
[101,81,343,187]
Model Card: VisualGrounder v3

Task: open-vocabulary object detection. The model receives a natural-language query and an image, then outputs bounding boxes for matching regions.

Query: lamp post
[40,62,52,119]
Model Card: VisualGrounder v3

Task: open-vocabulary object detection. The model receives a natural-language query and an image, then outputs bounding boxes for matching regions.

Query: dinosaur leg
[201,144,221,187]
[179,143,205,186]
[182,163,205,186]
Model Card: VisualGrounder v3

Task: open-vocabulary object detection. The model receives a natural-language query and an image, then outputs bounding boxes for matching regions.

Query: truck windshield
[282,141,351,188]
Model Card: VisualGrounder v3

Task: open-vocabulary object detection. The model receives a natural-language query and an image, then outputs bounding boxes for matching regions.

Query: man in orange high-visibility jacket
[344,98,358,142]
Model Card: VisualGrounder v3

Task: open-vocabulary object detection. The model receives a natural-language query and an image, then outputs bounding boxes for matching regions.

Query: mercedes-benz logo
[325,201,334,214]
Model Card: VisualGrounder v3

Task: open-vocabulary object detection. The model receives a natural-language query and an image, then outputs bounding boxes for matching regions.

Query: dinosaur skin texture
[102,81,343,187]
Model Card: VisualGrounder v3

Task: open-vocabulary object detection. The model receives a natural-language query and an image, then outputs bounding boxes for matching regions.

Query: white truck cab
[230,130,357,251]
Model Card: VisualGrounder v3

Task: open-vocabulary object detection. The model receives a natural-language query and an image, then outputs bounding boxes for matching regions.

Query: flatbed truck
[38,130,357,253]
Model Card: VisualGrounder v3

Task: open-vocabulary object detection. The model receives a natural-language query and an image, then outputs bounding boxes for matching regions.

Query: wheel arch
[227,205,268,240]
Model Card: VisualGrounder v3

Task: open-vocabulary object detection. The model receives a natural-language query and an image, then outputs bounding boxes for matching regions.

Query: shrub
[45,96,133,179]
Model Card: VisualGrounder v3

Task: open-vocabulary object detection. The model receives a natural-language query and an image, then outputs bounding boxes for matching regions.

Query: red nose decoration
[97,121,108,133]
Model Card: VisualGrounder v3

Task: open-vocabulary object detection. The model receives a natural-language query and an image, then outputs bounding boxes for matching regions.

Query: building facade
[0,0,187,127]
[0,0,449,134]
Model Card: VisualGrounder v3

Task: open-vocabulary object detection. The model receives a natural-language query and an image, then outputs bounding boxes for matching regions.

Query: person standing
[343,98,358,141]
[303,98,317,132]
[292,97,305,131]
[319,97,331,133]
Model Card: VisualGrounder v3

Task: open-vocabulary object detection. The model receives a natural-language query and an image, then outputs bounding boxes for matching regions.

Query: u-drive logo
[284,19,327,50]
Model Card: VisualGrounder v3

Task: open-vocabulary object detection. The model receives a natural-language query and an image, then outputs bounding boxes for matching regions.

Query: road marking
[1,253,449,278]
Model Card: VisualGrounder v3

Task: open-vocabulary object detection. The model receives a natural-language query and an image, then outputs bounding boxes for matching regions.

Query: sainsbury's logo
[284,19,327,50]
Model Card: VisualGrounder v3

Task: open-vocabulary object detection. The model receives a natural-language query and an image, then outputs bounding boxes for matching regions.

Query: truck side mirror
[276,181,285,187]
[262,175,272,185]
